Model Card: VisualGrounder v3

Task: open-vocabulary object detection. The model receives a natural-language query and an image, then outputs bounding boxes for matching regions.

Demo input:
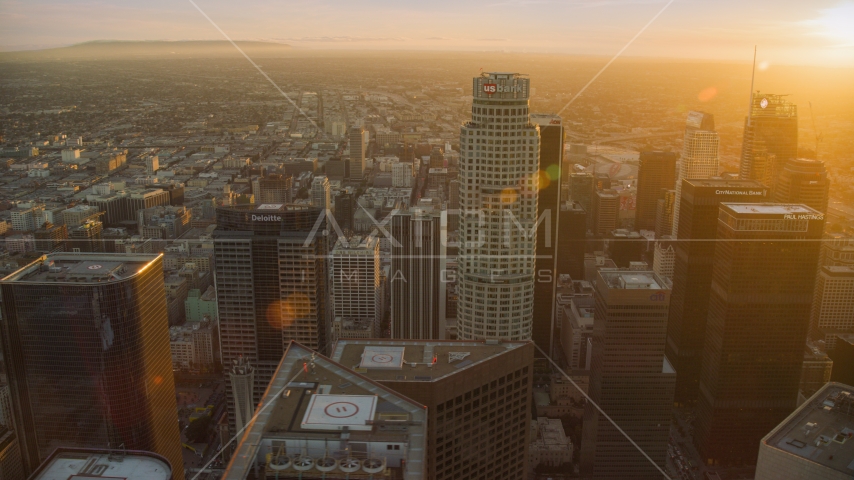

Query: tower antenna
[747,46,757,126]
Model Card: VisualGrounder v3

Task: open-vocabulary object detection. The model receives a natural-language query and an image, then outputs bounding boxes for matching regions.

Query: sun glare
[810,2,854,46]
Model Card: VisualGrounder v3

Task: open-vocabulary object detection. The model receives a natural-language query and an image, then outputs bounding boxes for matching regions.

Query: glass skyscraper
[0,253,184,479]
[738,92,798,191]
[457,73,539,341]
[635,151,676,232]
[773,157,830,214]
[672,111,719,237]
[213,203,331,435]
[530,113,564,355]
[665,179,768,405]
[581,270,675,479]
[390,207,445,339]
[694,203,824,465]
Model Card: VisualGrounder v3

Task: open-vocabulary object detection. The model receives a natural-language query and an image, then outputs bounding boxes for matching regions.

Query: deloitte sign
[251,214,282,222]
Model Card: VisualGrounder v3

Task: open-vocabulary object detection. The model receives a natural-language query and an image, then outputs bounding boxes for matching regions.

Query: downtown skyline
[0,5,853,474]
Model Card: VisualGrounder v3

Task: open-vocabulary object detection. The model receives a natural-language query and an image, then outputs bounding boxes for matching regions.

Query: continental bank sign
[715,189,766,197]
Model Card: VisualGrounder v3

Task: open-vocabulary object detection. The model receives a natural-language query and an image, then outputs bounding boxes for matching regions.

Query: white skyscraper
[653,238,676,280]
[331,235,381,328]
[672,111,719,237]
[392,162,413,187]
[310,175,330,211]
[457,72,539,341]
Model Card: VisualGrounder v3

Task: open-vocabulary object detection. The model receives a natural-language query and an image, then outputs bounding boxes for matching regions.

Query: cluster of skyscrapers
[0,69,850,480]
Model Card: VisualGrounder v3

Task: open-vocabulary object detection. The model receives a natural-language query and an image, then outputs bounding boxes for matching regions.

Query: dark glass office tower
[334,191,355,232]
[570,172,594,230]
[390,207,444,339]
[739,93,798,189]
[635,151,676,231]
[606,229,644,268]
[592,189,619,236]
[665,179,768,405]
[0,253,184,479]
[213,204,331,435]
[531,114,564,355]
[557,201,586,280]
[694,203,824,465]
[655,189,677,238]
[773,158,829,214]
[581,270,675,480]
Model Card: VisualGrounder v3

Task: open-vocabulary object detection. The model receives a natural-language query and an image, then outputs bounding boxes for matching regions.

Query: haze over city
[1,0,854,66]
[0,1,853,480]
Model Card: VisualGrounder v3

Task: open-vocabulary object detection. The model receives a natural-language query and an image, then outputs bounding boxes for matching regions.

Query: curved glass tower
[457,72,539,341]
[0,253,184,479]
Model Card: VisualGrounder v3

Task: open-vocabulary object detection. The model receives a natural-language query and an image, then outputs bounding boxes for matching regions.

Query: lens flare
[283,293,310,328]
[546,164,560,181]
[537,170,551,191]
[266,294,310,330]
[500,188,518,204]
[807,3,854,46]
[698,87,717,102]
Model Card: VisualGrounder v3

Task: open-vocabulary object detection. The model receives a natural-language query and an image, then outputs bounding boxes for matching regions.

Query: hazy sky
[1,0,853,66]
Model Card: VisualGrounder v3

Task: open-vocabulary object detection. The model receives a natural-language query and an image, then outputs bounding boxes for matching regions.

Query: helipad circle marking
[324,402,359,418]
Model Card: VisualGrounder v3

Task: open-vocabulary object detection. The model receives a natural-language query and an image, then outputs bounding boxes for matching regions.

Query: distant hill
[0,40,292,62]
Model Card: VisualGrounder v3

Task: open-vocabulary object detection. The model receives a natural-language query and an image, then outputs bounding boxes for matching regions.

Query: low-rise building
[138,205,192,239]
[332,317,378,341]
[62,204,101,228]
[529,417,573,469]
[185,285,218,322]
[170,318,219,371]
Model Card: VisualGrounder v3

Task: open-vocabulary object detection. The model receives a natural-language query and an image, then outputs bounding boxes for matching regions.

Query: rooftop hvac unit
[292,455,314,471]
[316,457,337,472]
[339,458,361,473]
[362,457,385,474]
[267,454,291,471]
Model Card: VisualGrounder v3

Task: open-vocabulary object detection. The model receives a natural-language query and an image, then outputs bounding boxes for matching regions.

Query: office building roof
[683,178,766,189]
[599,271,664,290]
[29,448,172,480]
[762,383,854,477]
[331,339,531,383]
[223,341,427,480]
[530,113,562,126]
[722,203,819,216]
[821,266,854,277]
[1,253,160,284]
[240,203,314,212]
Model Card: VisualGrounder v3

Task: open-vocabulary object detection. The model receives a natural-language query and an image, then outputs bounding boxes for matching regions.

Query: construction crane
[809,101,824,159]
